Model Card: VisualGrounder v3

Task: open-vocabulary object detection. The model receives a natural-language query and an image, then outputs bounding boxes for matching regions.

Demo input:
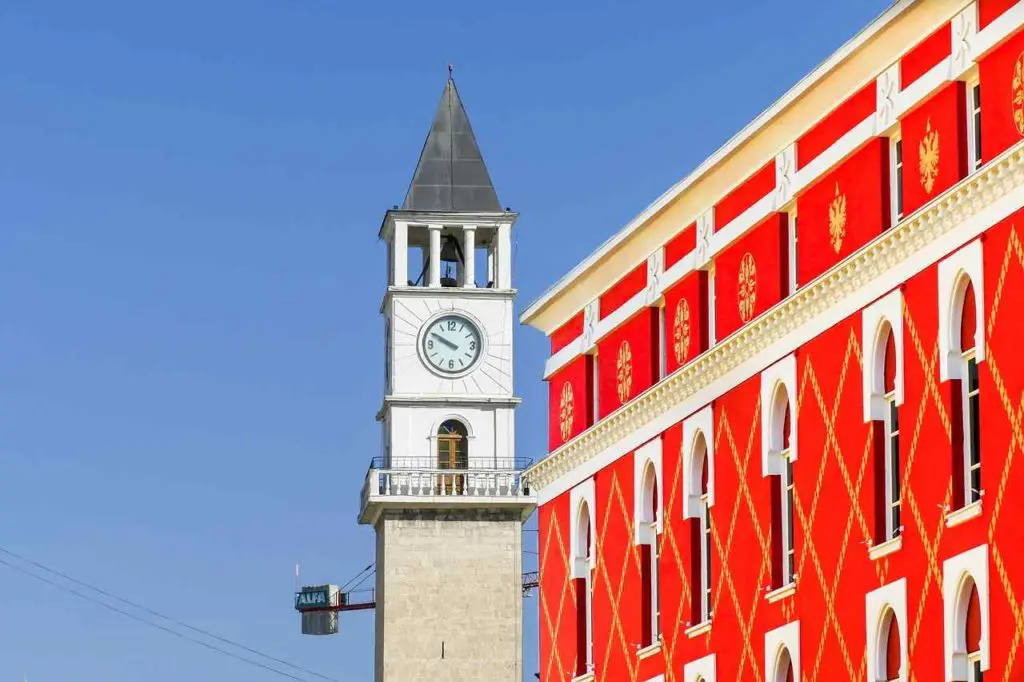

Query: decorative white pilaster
[428,224,442,288]
[393,221,409,286]
[463,225,476,288]
[496,223,512,289]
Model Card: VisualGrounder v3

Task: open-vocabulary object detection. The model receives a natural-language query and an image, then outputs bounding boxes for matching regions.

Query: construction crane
[295,569,541,635]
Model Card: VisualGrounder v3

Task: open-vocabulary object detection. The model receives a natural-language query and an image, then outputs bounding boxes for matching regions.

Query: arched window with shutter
[639,463,660,647]
[769,385,796,589]
[952,278,982,510]
[573,500,594,676]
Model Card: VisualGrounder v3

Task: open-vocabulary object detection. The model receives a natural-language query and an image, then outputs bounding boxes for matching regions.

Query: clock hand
[431,333,458,351]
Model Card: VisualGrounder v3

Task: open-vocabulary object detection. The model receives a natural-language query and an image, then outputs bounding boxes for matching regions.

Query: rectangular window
[783,454,796,584]
[969,654,983,682]
[966,354,981,503]
[701,497,712,620]
[885,393,902,539]
[968,80,983,173]
[658,305,667,380]
[653,527,661,638]
[708,270,717,347]
[891,136,904,223]
[788,214,798,295]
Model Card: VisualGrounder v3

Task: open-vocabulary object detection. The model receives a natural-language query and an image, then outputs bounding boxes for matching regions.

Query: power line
[337,563,373,592]
[0,548,340,682]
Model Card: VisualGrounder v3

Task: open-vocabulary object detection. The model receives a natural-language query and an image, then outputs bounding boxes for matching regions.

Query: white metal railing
[360,464,531,510]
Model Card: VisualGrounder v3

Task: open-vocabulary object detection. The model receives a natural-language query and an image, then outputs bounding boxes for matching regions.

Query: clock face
[421,314,483,375]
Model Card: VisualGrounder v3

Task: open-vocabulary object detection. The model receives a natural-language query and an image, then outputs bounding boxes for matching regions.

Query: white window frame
[699,481,712,623]
[937,242,985,519]
[862,290,905,421]
[657,303,667,380]
[865,578,908,682]
[966,77,982,174]
[943,545,990,682]
[890,133,904,225]
[761,354,798,475]
[634,438,664,542]
[570,479,596,678]
[683,406,715,628]
[764,621,800,682]
[963,348,981,507]
[883,387,902,542]
[684,653,716,682]
[862,291,905,548]
[788,208,798,295]
[780,448,796,588]
[683,407,716,517]
[633,438,663,647]
[569,479,596,578]
[708,265,717,347]
[938,240,985,382]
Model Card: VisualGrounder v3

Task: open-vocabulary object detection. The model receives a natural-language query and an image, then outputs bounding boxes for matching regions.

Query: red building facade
[522,2,1024,681]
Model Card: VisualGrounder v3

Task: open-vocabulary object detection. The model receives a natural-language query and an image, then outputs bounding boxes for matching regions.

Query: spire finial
[447,63,454,80]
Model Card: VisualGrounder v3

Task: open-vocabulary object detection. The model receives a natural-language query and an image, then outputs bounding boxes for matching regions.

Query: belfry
[358,75,535,682]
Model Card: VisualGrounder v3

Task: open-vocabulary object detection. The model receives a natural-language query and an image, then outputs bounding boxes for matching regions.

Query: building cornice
[520,0,980,333]
[524,140,1024,502]
[379,209,518,240]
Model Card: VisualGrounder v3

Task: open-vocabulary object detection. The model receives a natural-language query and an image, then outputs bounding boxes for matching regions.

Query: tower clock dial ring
[420,313,484,376]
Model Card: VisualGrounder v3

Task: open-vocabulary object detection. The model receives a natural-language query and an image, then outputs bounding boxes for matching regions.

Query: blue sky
[0,1,891,679]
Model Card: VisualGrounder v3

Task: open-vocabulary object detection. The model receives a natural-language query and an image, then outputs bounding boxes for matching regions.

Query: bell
[440,235,464,264]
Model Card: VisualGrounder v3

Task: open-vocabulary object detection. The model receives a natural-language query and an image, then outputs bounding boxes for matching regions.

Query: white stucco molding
[761,354,798,476]
[973,0,1024,61]
[950,3,978,79]
[682,406,715,518]
[646,249,665,307]
[633,437,663,544]
[776,144,796,208]
[895,58,951,120]
[569,478,596,578]
[862,288,905,422]
[581,298,600,354]
[695,208,715,270]
[943,544,990,681]
[524,140,1024,505]
[684,653,716,682]
[876,62,901,134]
[765,621,800,682]
[865,578,908,682]
[525,0,1024,348]
[937,239,985,381]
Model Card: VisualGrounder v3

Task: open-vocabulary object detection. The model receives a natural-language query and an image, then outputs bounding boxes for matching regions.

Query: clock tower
[358,76,535,682]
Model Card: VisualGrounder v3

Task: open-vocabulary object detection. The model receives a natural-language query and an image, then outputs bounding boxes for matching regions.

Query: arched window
[774,647,795,682]
[436,420,468,495]
[639,463,660,646]
[770,385,796,589]
[873,324,902,544]
[958,577,983,682]
[878,608,902,682]
[952,278,982,510]
[574,501,593,677]
[689,435,712,625]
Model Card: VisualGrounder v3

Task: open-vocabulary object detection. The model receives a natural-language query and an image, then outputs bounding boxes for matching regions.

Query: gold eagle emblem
[672,298,691,365]
[1014,52,1024,136]
[737,252,758,323]
[616,341,633,404]
[828,183,847,254]
[558,381,574,442]
[919,118,940,194]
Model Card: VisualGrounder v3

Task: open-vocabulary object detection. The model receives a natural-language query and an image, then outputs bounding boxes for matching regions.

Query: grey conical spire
[401,77,502,213]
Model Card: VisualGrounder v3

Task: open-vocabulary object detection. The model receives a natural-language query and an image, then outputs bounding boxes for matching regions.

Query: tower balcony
[358,456,536,525]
